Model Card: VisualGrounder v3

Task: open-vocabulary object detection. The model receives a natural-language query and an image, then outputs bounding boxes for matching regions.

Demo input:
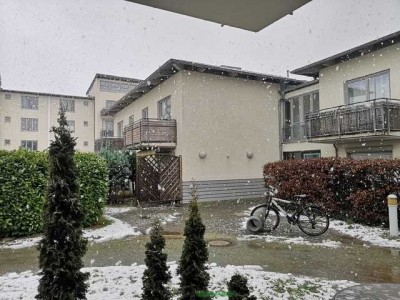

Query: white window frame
[158,96,171,120]
[345,70,390,104]
[21,95,38,110]
[21,140,38,150]
[60,99,75,112]
[21,118,38,131]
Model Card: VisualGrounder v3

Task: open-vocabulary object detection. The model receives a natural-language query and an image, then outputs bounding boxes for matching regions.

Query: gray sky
[0,0,399,96]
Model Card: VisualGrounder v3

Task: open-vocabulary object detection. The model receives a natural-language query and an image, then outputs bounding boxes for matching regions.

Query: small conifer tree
[142,219,172,300]
[36,108,89,299]
[177,181,210,300]
[227,273,256,300]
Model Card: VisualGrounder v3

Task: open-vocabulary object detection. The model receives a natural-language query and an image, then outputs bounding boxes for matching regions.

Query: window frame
[21,118,39,131]
[21,140,38,150]
[21,95,39,110]
[158,96,171,120]
[67,120,75,133]
[344,70,390,104]
[60,98,75,112]
[142,107,149,119]
[283,90,319,142]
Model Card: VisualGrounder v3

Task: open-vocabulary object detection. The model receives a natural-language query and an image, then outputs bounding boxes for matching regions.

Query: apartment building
[102,59,303,201]
[0,90,94,151]
[282,30,400,160]
[0,74,140,152]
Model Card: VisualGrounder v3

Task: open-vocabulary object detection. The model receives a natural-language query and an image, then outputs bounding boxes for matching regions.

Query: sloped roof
[292,30,400,78]
[102,58,305,117]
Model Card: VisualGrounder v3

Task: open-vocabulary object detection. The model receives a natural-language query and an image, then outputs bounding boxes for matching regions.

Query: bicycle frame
[267,196,303,224]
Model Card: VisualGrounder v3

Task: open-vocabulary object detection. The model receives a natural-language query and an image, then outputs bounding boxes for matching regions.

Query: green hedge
[0,150,108,237]
[264,158,400,227]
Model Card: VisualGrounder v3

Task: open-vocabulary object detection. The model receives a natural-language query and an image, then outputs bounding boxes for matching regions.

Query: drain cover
[208,240,231,247]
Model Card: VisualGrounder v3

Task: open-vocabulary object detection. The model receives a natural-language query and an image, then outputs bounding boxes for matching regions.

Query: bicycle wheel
[297,205,329,236]
[250,205,280,232]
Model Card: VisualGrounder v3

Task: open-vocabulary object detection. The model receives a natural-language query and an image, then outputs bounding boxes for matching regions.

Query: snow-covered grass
[0,262,356,300]
[240,206,400,249]
[103,206,136,215]
[329,220,400,249]
[0,215,141,250]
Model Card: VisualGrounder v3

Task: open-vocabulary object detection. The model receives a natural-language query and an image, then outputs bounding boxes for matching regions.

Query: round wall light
[199,151,207,159]
[246,151,253,159]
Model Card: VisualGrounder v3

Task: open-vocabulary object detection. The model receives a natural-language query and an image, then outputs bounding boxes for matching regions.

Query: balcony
[124,118,177,150]
[95,130,124,152]
[304,98,400,143]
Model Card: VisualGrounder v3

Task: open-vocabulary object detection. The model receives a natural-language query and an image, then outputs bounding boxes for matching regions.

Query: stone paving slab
[333,284,400,299]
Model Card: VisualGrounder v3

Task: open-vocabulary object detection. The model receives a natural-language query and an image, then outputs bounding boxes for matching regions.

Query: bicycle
[246,186,329,236]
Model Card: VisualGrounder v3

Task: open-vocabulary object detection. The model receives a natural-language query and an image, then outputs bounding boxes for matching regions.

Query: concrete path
[334,283,400,299]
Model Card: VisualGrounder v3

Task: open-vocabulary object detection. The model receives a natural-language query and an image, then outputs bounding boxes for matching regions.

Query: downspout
[278,82,286,161]
[333,144,338,158]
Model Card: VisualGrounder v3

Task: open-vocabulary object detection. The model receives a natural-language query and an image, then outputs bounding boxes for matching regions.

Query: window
[21,95,38,110]
[105,100,117,109]
[346,71,390,104]
[5,93,11,100]
[5,116,11,123]
[284,91,319,141]
[84,141,89,147]
[83,100,89,106]
[117,120,124,138]
[102,120,114,137]
[83,121,88,127]
[21,118,38,131]
[346,146,392,160]
[4,139,11,146]
[100,80,136,93]
[60,98,75,112]
[283,150,321,160]
[21,140,38,150]
[129,115,134,125]
[158,96,171,120]
[67,120,75,132]
[142,107,149,119]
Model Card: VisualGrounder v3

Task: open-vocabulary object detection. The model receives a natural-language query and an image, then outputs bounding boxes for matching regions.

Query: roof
[126,0,311,32]
[86,73,142,95]
[1,89,92,100]
[291,30,400,78]
[103,58,305,117]
[283,79,319,94]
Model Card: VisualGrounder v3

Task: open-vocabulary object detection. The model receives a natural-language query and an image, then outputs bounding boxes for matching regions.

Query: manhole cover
[208,240,232,247]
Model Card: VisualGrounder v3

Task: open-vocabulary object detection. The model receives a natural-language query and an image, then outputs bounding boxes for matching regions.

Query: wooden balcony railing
[304,98,400,139]
[124,118,177,149]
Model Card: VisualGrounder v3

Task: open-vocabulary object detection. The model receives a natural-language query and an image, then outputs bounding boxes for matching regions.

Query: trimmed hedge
[0,150,108,237]
[264,158,400,227]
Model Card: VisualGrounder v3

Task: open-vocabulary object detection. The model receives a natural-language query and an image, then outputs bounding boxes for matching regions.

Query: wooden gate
[136,154,182,202]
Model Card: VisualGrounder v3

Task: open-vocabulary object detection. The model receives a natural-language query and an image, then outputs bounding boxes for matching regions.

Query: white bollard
[387,194,399,237]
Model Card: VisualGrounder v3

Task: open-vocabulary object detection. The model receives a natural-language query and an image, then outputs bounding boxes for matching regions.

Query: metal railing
[124,118,177,148]
[304,98,400,139]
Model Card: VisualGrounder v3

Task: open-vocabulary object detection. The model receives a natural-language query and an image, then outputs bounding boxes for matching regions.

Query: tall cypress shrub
[142,219,171,300]
[177,183,210,300]
[36,109,89,299]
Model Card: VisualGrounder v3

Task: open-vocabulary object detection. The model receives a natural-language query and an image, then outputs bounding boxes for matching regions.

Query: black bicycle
[247,186,329,236]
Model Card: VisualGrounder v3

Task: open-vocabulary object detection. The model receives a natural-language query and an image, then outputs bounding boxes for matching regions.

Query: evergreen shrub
[0,150,108,237]
[264,158,400,226]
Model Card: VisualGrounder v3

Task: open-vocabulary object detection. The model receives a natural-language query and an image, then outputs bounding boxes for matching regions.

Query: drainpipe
[333,144,338,158]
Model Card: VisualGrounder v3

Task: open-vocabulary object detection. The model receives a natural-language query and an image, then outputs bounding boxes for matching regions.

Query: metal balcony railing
[305,98,400,139]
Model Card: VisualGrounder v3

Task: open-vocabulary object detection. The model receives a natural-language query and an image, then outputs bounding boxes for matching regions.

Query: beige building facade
[0,90,94,152]
[1,30,399,201]
[106,59,302,201]
[283,30,400,160]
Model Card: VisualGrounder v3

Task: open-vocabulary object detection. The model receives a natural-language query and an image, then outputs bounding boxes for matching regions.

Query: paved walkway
[334,284,400,299]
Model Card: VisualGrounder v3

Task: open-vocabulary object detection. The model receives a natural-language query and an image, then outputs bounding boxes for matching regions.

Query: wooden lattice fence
[136,154,182,202]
